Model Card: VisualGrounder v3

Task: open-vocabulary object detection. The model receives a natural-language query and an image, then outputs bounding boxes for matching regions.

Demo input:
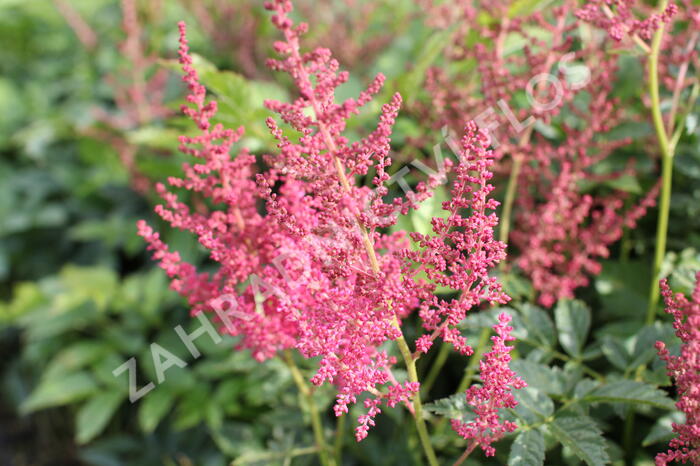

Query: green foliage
[554,300,591,358]
[508,429,545,466]
[548,415,609,466]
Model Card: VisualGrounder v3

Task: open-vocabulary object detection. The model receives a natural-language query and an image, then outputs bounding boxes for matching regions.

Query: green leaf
[75,391,124,444]
[594,260,649,321]
[642,411,685,447]
[172,384,209,430]
[513,387,554,425]
[600,336,631,371]
[59,265,118,312]
[548,414,609,466]
[410,185,449,236]
[44,341,111,380]
[555,300,591,358]
[21,371,98,413]
[516,304,556,347]
[510,360,567,396]
[209,422,262,458]
[138,388,176,433]
[501,272,534,301]
[508,429,545,466]
[579,380,675,410]
[423,393,469,419]
[629,323,675,369]
[604,174,642,194]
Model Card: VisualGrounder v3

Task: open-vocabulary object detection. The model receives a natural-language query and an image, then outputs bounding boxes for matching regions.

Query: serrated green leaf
[509,429,545,466]
[75,391,124,444]
[423,393,469,418]
[573,378,599,399]
[579,380,674,410]
[21,371,98,413]
[630,323,675,369]
[513,387,554,425]
[555,300,591,357]
[518,304,556,347]
[510,360,566,396]
[548,415,609,466]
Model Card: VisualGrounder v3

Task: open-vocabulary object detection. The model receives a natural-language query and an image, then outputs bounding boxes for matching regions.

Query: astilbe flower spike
[141,0,525,453]
[452,313,527,460]
[655,273,700,465]
[406,122,510,355]
[419,0,659,306]
[259,0,434,438]
[576,0,678,42]
[139,21,299,362]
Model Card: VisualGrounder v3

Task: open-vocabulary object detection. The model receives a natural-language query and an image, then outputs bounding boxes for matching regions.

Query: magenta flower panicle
[655,273,700,465]
[405,121,509,355]
[139,21,299,362]
[140,1,524,452]
[451,312,527,457]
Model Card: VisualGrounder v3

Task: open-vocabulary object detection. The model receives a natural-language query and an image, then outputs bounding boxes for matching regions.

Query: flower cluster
[418,0,581,148]
[139,21,298,362]
[576,0,678,42]
[56,0,171,193]
[510,58,659,306]
[578,0,699,109]
[141,0,523,449]
[419,0,659,306]
[406,122,510,354]
[451,313,527,457]
[655,273,700,465]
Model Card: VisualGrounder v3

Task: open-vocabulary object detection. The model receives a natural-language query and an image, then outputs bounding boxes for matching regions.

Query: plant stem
[421,342,451,398]
[646,0,674,325]
[282,350,335,466]
[499,156,524,247]
[333,414,345,466]
[392,317,440,466]
[313,73,437,464]
[453,440,479,466]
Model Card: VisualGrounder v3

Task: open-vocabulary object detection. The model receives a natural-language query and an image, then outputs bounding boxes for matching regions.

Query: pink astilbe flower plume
[140,0,525,451]
[452,313,527,459]
[511,63,660,306]
[418,0,659,306]
[260,0,449,440]
[406,122,510,355]
[655,273,700,465]
[139,21,299,362]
